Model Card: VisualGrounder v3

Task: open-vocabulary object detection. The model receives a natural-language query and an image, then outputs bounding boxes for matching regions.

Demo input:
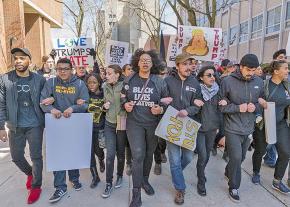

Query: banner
[177,26,222,62]
[45,113,93,172]
[105,40,129,66]
[166,35,178,67]
[155,106,201,151]
[53,37,94,67]
[264,102,277,144]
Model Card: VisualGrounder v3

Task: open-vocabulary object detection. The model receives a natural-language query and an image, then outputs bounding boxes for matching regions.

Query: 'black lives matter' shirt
[268,79,290,124]
[126,74,161,126]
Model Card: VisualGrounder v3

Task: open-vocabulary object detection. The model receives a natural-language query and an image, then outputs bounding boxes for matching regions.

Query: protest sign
[155,106,201,151]
[166,35,178,67]
[105,40,129,66]
[53,37,94,67]
[264,102,277,144]
[177,25,222,62]
[45,113,93,172]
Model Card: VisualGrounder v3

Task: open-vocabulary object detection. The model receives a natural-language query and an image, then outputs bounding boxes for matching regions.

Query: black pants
[126,121,158,188]
[196,129,217,185]
[125,133,132,165]
[104,121,126,184]
[252,126,267,174]
[274,122,290,180]
[90,128,105,168]
[154,137,166,164]
[225,132,251,190]
[9,127,44,188]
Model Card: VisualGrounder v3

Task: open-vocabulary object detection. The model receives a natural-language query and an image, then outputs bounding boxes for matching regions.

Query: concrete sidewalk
[0,141,289,207]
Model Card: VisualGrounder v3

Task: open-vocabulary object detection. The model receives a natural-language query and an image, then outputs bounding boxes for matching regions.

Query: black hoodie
[165,70,201,122]
[219,69,264,135]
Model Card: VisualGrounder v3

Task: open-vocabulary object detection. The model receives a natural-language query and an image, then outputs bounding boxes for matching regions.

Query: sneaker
[49,189,67,203]
[197,183,206,197]
[71,181,82,191]
[161,153,167,163]
[154,163,161,175]
[174,190,185,205]
[142,180,155,195]
[102,183,113,198]
[26,175,33,190]
[27,188,42,204]
[272,180,290,194]
[99,159,105,173]
[126,164,132,176]
[251,173,260,185]
[115,176,123,189]
[229,189,240,203]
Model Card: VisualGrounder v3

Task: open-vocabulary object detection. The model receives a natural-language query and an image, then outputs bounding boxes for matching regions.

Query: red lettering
[81,56,89,66]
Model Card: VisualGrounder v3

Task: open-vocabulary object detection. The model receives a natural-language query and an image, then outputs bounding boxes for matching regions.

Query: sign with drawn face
[155,106,201,151]
[177,25,222,62]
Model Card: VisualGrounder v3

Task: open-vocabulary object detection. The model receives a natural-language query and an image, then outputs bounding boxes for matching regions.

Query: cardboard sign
[264,102,277,144]
[53,37,94,67]
[177,26,222,62]
[166,35,178,67]
[105,40,129,67]
[45,113,93,172]
[155,106,201,151]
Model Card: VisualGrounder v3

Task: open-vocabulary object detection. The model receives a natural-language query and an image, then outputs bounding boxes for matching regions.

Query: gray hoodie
[219,69,264,135]
[40,75,89,113]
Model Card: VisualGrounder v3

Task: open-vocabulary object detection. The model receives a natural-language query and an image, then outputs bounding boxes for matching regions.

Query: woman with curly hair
[121,49,168,207]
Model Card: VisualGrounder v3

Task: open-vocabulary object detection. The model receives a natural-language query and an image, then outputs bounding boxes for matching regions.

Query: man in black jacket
[0,48,46,204]
[165,53,202,205]
[219,54,264,203]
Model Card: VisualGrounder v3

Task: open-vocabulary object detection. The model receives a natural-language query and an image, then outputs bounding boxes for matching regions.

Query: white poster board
[45,113,93,172]
[155,106,201,151]
[53,37,94,67]
[105,40,129,67]
[177,25,222,62]
[264,102,277,144]
[166,35,178,67]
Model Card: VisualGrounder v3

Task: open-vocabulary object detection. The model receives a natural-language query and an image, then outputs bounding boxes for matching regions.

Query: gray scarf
[200,82,219,101]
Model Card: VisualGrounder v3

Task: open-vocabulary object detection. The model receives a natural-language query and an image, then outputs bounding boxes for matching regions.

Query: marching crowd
[0,47,290,207]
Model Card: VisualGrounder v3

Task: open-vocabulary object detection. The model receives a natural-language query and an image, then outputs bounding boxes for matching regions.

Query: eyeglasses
[139,59,152,64]
[56,67,71,72]
[204,73,215,78]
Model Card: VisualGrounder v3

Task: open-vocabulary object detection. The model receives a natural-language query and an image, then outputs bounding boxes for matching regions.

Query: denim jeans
[53,169,80,191]
[167,141,193,191]
[9,127,44,188]
[263,144,277,167]
[104,121,126,184]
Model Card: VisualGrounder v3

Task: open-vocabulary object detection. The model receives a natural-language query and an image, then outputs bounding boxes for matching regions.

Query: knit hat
[240,54,259,68]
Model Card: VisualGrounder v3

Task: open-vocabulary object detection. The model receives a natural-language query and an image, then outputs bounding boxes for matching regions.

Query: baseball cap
[11,48,32,59]
[240,54,259,68]
[175,53,195,65]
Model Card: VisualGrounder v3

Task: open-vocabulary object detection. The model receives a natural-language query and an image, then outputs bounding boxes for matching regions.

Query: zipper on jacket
[181,81,184,102]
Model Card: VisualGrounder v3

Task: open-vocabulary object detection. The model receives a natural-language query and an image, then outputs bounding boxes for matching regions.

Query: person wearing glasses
[0,48,46,204]
[40,58,89,203]
[195,65,227,197]
[121,49,168,207]
[219,54,265,202]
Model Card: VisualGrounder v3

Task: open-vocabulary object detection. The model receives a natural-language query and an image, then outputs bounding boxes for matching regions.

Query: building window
[222,31,228,47]
[252,14,263,39]
[229,26,238,45]
[286,1,290,28]
[239,21,248,42]
[266,6,281,34]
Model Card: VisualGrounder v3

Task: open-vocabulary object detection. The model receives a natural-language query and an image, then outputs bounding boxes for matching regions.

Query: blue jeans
[167,141,193,191]
[263,144,277,167]
[53,169,80,191]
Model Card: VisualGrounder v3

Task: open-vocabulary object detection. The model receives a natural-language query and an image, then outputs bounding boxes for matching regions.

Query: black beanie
[240,54,259,68]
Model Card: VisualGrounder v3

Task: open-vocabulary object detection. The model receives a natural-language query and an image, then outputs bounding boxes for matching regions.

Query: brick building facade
[0,0,63,74]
